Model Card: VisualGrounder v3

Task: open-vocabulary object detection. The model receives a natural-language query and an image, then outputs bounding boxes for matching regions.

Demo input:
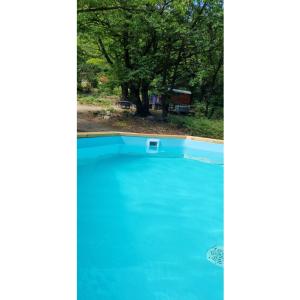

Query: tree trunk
[141,81,150,116]
[205,99,209,117]
[159,38,172,120]
[208,106,215,119]
[129,83,144,116]
[120,83,129,101]
[161,94,169,120]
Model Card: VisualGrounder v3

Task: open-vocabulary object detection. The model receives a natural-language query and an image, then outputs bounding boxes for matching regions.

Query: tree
[77,0,224,118]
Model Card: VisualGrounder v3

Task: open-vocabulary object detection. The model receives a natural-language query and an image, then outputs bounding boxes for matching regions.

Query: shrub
[193,102,207,118]
[168,115,223,139]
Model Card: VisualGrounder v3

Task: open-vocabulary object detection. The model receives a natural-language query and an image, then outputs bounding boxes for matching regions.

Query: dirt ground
[77,103,186,134]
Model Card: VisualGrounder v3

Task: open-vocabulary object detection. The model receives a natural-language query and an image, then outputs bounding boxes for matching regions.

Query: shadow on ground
[77,103,186,134]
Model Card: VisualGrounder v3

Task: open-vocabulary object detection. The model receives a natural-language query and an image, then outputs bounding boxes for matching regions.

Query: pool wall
[78,132,223,164]
[77,131,223,144]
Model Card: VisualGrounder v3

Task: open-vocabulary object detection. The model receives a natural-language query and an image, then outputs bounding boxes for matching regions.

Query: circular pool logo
[207,246,224,267]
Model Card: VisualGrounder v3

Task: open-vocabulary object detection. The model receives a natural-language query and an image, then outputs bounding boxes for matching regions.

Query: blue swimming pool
[78,135,223,300]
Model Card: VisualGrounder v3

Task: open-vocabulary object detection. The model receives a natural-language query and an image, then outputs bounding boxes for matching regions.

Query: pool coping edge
[77,131,223,144]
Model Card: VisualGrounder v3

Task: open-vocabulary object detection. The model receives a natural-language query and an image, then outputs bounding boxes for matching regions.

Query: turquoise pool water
[78,136,223,300]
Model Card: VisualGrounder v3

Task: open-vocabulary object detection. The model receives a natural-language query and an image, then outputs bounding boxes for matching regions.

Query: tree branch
[191,1,208,29]
[97,38,114,65]
[77,6,143,14]
[159,0,173,15]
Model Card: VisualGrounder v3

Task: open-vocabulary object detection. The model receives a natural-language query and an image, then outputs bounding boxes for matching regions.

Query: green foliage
[168,115,223,139]
[77,93,116,107]
[194,103,207,118]
[77,0,223,117]
[193,101,223,119]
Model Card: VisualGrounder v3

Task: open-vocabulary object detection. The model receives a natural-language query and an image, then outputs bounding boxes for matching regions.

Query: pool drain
[206,246,224,267]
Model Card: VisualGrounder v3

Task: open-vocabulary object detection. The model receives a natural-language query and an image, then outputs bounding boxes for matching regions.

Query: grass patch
[77,92,117,108]
[168,115,223,139]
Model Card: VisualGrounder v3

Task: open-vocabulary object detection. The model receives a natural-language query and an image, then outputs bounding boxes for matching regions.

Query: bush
[80,80,92,93]
[193,102,207,118]
[210,107,223,120]
[168,115,223,139]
